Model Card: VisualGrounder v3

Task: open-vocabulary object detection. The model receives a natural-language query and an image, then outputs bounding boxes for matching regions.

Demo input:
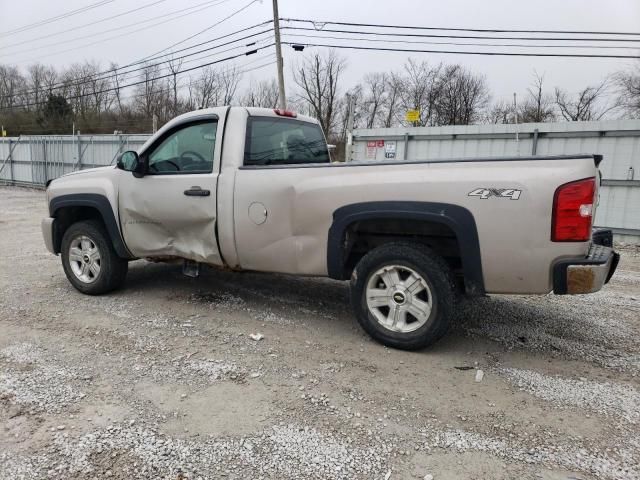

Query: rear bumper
[41,217,57,255]
[553,243,619,295]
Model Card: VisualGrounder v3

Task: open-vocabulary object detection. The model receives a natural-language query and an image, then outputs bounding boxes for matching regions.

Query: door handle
[184,186,210,197]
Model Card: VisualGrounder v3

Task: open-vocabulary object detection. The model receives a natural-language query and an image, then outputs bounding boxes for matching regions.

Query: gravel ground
[1,186,639,480]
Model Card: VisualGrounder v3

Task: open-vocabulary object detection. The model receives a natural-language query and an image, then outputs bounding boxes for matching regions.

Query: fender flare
[327,201,485,295]
[49,193,133,259]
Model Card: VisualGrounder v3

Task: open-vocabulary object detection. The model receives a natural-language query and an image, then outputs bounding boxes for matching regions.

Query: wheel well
[52,206,105,253]
[341,218,465,291]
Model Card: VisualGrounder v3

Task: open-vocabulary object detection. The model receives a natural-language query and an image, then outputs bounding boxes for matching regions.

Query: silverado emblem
[468,188,522,200]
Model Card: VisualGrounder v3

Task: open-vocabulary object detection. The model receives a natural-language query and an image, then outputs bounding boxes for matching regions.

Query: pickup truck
[42,106,619,350]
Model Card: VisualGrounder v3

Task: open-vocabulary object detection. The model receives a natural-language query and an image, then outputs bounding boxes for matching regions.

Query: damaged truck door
[117,116,223,265]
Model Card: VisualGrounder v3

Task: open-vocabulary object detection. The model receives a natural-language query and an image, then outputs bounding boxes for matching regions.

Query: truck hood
[60,166,115,178]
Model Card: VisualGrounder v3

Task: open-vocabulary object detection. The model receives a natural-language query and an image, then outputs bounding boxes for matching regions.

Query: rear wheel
[61,220,128,295]
[350,242,456,350]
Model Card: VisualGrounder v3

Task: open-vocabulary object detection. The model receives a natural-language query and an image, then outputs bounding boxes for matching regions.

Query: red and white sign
[376,140,385,148]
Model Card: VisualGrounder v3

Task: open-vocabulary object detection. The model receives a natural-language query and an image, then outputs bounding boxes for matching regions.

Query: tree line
[0,52,639,142]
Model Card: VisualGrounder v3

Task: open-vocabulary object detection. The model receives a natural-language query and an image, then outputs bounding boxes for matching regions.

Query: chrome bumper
[41,217,57,255]
[553,244,619,295]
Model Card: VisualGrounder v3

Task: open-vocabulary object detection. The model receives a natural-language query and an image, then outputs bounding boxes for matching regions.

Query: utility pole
[173,72,178,116]
[513,92,520,155]
[345,94,355,162]
[272,0,286,110]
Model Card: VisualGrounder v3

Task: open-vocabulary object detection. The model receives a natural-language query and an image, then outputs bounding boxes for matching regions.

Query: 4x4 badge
[468,188,522,200]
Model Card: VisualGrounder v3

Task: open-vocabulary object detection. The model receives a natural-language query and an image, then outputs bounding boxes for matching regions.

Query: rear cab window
[244,117,330,166]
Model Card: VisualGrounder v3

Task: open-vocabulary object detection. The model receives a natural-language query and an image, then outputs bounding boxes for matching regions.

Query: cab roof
[139,106,319,154]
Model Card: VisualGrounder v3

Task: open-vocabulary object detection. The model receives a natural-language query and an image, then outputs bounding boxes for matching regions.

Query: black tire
[350,242,456,350]
[60,220,128,295]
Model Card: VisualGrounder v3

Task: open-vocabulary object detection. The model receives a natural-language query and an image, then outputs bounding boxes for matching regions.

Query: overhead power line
[142,0,261,61]
[3,28,274,100]
[1,45,275,111]
[282,30,640,51]
[8,21,273,99]
[282,41,640,59]
[2,0,236,59]
[7,58,277,134]
[1,0,168,50]
[282,18,640,37]
[116,56,277,103]
[283,25,640,44]
[0,0,115,37]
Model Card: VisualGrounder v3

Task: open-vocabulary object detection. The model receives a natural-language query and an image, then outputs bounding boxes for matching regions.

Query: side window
[148,121,217,174]
[244,117,330,166]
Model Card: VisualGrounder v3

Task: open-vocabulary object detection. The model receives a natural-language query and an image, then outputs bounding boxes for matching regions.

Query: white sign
[366,147,376,159]
[384,141,396,158]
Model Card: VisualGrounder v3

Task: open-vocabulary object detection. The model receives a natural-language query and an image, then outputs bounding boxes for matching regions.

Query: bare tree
[519,71,555,123]
[615,62,640,118]
[382,72,403,127]
[109,62,124,115]
[485,99,513,124]
[0,65,26,110]
[399,59,442,126]
[240,78,279,108]
[218,65,242,105]
[27,64,48,110]
[361,72,387,128]
[134,63,169,121]
[189,67,217,109]
[292,50,346,136]
[434,64,490,125]
[62,61,110,121]
[554,80,616,121]
[41,66,58,98]
[187,65,242,110]
[167,57,183,116]
[85,62,114,116]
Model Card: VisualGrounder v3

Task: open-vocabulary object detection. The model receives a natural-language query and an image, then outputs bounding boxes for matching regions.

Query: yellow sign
[405,110,420,123]
[1,130,6,137]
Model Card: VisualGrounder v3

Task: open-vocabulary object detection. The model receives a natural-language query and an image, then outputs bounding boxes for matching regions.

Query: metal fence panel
[0,134,151,186]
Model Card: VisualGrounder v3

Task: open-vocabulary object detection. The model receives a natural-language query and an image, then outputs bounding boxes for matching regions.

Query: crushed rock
[428,428,639,480]
[500,368,640,423]
[0,343,88,413]
[3,423,389,479]
[459,295,640,373]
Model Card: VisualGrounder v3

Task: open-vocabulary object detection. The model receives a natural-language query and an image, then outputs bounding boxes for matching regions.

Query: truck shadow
[122,261,637,363]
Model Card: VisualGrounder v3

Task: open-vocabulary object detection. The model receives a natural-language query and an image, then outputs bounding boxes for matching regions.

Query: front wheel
[60,220,128,295]
[350,243,456,350]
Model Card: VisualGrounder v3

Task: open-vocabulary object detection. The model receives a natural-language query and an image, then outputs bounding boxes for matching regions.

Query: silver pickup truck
[42,106,619,350]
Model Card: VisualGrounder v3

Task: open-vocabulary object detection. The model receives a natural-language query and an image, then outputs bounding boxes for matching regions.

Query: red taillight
[551,177,596,242]
[273,109,297,118]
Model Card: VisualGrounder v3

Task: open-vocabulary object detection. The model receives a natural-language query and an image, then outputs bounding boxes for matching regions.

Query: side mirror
[117,150,146,177]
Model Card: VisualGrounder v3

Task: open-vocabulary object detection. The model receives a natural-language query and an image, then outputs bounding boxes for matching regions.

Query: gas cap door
[248,202,267,225]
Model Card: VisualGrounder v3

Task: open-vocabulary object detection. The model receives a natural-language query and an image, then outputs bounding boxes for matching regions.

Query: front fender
[46,167,132,259]
[49,193,133,259]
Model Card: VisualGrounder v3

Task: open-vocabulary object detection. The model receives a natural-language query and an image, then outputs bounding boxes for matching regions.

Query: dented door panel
[118,172,222,265]
[117,114,225,265]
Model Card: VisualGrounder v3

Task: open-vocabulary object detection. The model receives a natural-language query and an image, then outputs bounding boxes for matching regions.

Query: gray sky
[1,0,639,104]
